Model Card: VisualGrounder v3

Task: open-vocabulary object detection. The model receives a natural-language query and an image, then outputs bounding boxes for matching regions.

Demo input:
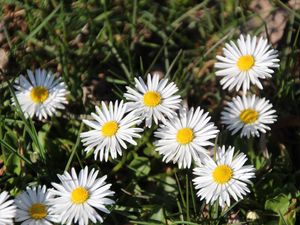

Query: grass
[0,0,299,224]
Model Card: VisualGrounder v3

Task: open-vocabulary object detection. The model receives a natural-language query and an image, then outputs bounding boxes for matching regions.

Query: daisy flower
[15,185,59,225]
[0,191,16,225]
[193,146,255,208]
[49,166,115,225]
[124,73,181,127]
[154,107,219,168]
[13,68,68,120]
[80,100,143,161]
[221,95,277,138]
[215,34,280,93]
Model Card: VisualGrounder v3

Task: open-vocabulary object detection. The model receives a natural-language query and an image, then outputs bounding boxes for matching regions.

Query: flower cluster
[0,167,114,225]
[192,34,279,207]
[7,33,279,224]
[216,34,278,138]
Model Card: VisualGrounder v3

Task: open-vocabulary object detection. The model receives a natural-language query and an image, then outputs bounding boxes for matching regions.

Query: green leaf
[150,207,164,221]
[129,156,151,177]
[265,193,291,215]
[38,123,51,150]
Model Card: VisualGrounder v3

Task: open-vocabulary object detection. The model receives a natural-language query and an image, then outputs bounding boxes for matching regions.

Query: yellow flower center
[71,187,89,204]
[143,91,161,107]
[30,86,49,103]
[101,121,119,137]
[176,128,194,144]
[212,165,233,184]
[28,203,47,220]
[239,109,259,124]
[237,55,255,71]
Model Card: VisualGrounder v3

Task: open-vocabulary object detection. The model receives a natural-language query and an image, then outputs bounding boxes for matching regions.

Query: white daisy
[49,166,115,225]
[0,191,16,225]
[215,34,280,93]
[80,100,143,161]
[15,185,59,225]
[124,73,182,127]
[13,68,68,120]
[193,145,255,208]
[154,107,219,168]
[221,95,277,138]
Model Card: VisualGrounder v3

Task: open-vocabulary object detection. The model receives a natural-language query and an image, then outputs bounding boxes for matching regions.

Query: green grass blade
[0,139,32,166]
[65,122,84,171]
[20,3,61,45]
[8,80,46,162]
[175,172,186,208]
[185,174,190,221]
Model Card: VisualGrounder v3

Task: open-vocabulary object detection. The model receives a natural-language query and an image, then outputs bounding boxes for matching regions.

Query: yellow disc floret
[212,165,233,184]
[143,91,161,107]
[28,203,47,220]
[30,86,49,103]
[237,55,255,71]
[71,187,89,204]
[101,121,119,137]
[239,109,259,124]
[176,128,194,145]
